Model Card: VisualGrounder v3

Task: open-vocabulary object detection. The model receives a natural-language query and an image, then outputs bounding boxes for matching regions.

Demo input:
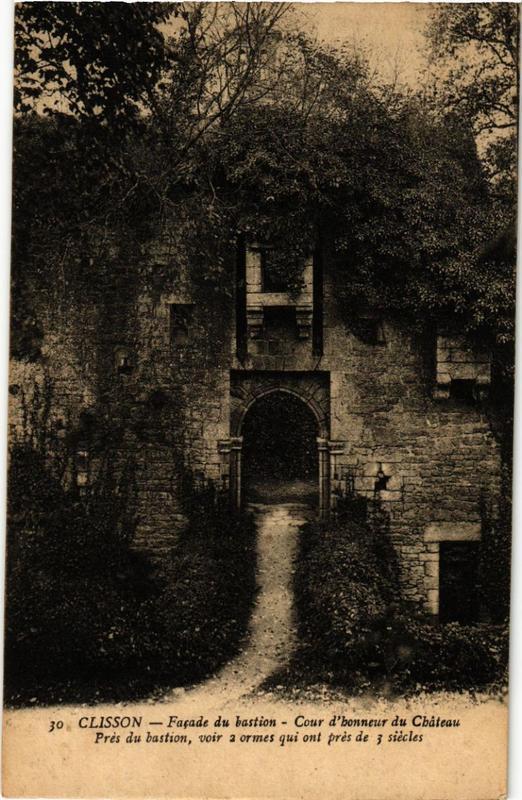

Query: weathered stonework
[9,234,503,614]
[434,333,491,401]
[245,244,314,345]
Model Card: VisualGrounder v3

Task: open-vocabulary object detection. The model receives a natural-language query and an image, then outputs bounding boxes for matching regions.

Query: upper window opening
[170,304,193,347]
[114,346,134,375]
[260,249,290,293]
[354,318,386,346]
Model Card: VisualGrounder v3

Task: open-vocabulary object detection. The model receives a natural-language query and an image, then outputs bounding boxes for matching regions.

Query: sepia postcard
[2,2,518,798]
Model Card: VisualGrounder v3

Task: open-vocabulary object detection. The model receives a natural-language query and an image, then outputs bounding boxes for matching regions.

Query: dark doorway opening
[242,391,318,505]
[439,542,479,623]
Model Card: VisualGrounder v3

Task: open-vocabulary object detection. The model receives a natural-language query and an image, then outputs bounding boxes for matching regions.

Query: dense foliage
[272,505,508,695]
[422,5,518,392]
[293,512,401,678]
[5,441,153,703]
[12,4,517,362]
[478,493,512,623]
[426,3,518,200]
[7,2,516,704]
[390,619,508,694]
[152,505,257,683]
[5,436,256,706]
[15,2,171,122]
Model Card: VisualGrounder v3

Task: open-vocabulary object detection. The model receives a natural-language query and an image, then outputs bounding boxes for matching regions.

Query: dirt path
[169,502,312,708]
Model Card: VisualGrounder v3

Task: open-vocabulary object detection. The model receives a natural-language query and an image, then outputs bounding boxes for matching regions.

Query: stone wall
[319,274,501,611]
[8,229,234,554]
[8,295,100,441]
[8,235,503,610]
[229,263,502,612]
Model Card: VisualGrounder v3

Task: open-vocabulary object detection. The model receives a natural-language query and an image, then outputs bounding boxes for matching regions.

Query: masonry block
[8,230,503,620]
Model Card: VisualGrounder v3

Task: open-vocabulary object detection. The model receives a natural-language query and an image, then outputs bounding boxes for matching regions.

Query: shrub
[478,494,512,623]
[152,509,257,683]
[5,444,156,702]
[294,515,400,680]
[291,510,508,694]
[5,442,257,705]
[388,618,509,693]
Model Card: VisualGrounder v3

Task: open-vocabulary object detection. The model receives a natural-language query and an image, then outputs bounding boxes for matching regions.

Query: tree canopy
[15,2,172,121]
[426,3,518,201]
[12,2,517,365]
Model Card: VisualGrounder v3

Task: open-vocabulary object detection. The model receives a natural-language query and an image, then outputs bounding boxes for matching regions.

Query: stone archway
[241,390,319,504]
[224,372,331,516]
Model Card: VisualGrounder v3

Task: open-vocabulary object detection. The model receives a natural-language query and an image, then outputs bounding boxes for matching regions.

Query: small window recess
[170,303,194,347]
[76,447,89,493]
[374,465,390,493]
[114,346,134,375]
[353,317,386,346]
[449,379,476,404]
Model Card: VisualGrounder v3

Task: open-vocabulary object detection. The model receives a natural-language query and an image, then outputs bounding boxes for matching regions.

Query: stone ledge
[424,522,481,542]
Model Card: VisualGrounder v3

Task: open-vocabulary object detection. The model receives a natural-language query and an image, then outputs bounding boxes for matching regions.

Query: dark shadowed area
[242,391,318,505]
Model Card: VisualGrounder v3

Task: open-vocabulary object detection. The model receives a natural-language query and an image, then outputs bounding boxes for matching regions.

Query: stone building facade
[9,233,502,621]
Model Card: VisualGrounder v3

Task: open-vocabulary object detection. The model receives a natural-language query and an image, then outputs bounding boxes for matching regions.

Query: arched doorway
[241,391,319,505]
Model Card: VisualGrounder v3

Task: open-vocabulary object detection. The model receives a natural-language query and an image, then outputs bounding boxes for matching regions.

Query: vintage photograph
[3,1,518,797]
